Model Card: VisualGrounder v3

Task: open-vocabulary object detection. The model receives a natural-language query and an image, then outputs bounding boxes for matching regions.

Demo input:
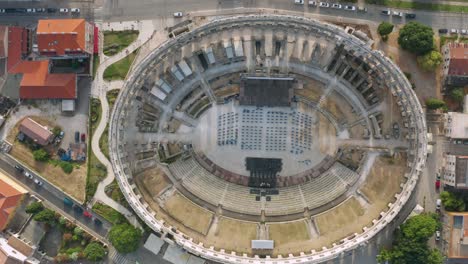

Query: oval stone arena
[109,15,427,264]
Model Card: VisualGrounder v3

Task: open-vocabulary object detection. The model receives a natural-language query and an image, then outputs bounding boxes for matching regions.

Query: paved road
[0,153,112,240]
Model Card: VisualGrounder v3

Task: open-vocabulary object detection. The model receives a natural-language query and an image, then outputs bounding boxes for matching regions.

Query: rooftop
[0,172,27,231]
[19,117,54,146]
[447,112,468,139]
[37,19,86,56]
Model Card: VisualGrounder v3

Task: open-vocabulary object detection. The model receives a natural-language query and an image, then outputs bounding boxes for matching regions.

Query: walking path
[90,20,156,228]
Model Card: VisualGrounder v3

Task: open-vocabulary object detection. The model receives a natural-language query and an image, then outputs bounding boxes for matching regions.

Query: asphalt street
[0,153,111,240]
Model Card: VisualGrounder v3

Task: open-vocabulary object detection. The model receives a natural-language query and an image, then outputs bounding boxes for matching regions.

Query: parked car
[47,8,57,13]
[405,13,416,19]
[59,8,69,13]
[435,230,441,241]
[294,0,304,4]
[381,9,391,15]
[34,179,43,186]
[173,11,183,17]
[63,197,74,207]
[26,8,35,13]
[0,9,5,13]
[435,179,440,190]
[319,2,330,7]
[308,1,317,6]
[35,8,45,12]
[451,29,459,34]
[331,3,341,8]
[344,5,355,11]
[436,172,441,180]
[81,133,86,142]
[73,205,83,214]
[94,218,102,225]
[83,211,92,218]
[75,131,80,143]
[24,171,33,179]
[59,131,65,139]
[70,8,80,13]
[462,29,468,35]
[392,11,403,17]
[464,140,468,145]
[436,199,441,210]
[438,28,448,34]
[357,7,367,12]
[14,165,24,172]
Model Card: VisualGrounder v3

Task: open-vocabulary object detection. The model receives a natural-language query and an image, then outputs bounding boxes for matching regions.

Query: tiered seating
[332,162,360,186]
[222,184,262,215]
[264,185,305,216]
[168,158,197,180]
[180,159,228,206]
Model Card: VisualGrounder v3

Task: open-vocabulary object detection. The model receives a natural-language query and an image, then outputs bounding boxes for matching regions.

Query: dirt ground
[375,28,441,102]
[206,217,258,254]
[360,154,406,205]
[135,166,171,196]
[164,192,213,235]
[7,116,86,202]
[315,197,365,239]
[268,220,310,254]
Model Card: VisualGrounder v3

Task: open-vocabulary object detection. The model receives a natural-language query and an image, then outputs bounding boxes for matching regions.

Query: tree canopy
[84,242,107,261]
[378,22,394,40]
[440,191,465,212]
[25,201,44,214]
[108,223,142,253]
[377,213,442,264]
[450,88,465,102]
[398,22,434,55]
[33,208,57,225]
[417,51,442,71]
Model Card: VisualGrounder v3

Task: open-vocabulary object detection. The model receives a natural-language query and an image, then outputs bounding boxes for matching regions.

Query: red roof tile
[37,19,86,56]
[7,27,28,72]
[12,60,77,100]
[0,179,24,231]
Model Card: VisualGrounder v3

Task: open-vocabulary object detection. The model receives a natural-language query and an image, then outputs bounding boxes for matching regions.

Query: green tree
[440,191,465,211]
[425,98,446,110]
[25,201,44,214]
[33,208,56,225]
[108,223,142,253]
[73,226,84,237]
[52,126,62,137]
[33,149,49,162]
[400,213,438,241]
[427,249,444,264]
[60,161,73,174]
[378,22,394,41]
[398,22,434,55]
[450,88,465,102]
[83,242,106,261]
[417,50,442,71]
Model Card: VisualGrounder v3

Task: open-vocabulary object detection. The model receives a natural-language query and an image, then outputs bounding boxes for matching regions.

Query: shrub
[33,208,56,225]
[417,50,443,71]
[62,233,72,243]
[74,226,84,237]
[33,149,49,162]
[60,161,74,174]
[450,88,465,102]
[25,202,44,214]
[425,98,446,110]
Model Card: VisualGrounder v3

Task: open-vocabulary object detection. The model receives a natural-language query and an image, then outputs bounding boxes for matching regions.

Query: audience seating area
[168,156,360,216]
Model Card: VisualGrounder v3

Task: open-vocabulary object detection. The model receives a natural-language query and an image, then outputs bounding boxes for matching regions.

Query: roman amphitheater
[109,15,427,263]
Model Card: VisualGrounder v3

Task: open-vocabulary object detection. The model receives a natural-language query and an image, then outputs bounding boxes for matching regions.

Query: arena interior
[109,15,427,264]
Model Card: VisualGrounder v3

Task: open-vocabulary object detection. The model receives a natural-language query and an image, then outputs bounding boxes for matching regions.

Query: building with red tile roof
[37,19,93,57]
[0,176,26,231]
[9,60,76,100]
[18,117,54,146]
[444,42,468,86]
[6,27,30,72]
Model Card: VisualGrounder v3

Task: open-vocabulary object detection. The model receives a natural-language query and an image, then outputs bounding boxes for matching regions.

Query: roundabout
[109,14,427,263]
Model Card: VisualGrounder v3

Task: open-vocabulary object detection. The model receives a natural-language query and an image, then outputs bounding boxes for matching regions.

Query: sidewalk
[90,20,156,229]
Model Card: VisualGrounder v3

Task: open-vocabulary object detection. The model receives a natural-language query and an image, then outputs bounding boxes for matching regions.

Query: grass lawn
[92,202,128,225]
[367,0,468,12]
[92,55,99,80]
[99,89,120,160]
[86,99,107,202]
[103,30,139,56]
[103,49,138,81]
